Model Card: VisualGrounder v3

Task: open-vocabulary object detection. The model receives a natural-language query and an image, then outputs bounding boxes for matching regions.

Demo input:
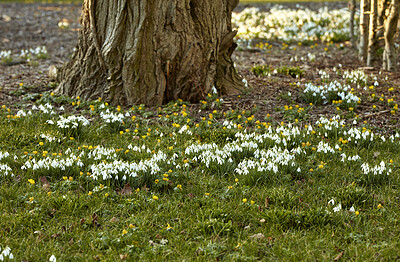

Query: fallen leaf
[110,217,119,223]
[39,176,50,189]
[334,251,344,261]
[265,198,270,209]
[2,15,11,22]
[120,254,127,260]
[92,213,101,227]
[119,183,133,195]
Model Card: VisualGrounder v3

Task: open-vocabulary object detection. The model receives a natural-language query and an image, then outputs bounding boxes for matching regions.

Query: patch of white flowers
[0,246,14,261]
[32,104,55,115]
[233,6,356,42]
[0,164,14,177]
[342,70,368,87]
[100,110,125,123]
[361,161,391,176]
[0,50,12,61]
[55,115,90,129]
[303,80,360,105]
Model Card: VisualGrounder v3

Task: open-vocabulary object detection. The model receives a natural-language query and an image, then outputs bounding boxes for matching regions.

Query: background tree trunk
[349,0,357,47]
[383,0,400,71]
[56,0,243,106]
[367,0,378,66]
[359,0,370,61]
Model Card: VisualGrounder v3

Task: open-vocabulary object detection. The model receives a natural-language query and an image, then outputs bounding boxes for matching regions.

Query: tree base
[56,0,243,106]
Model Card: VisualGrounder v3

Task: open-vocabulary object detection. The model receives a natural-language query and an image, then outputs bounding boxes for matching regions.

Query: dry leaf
[333,251,344,261]
[92,213,101,227]
[110,217,119,223]
[120,254,128,260]
[119,183,133,195]
[265,198,270,209]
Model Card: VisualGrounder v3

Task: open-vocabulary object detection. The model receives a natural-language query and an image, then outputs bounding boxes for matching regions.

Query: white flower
[333,203,342,212]
[349,206,355,213]
[49,255,57,262]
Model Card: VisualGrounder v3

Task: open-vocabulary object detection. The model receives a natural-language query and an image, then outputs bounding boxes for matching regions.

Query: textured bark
[349,0,356,47]
[56,0,243,106]
[367,0,378,66]
[359,0,370,61]
[383,0,400,71]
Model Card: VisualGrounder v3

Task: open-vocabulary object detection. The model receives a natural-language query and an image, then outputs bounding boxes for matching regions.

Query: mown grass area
[1,87,400,260]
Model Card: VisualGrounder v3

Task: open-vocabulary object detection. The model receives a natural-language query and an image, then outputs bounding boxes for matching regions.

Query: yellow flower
[29,197,34,202]
[152,195,159,200]
[28,179,35,185]
[355,211,360,215]
[129,224,135,228]
[47,192,52,196]
[377,204,383,209]
[155,179,159,184]
[205,193,210,196]
[166,223,173,230]
[104,193,109,197]
[63,176,68,180]
[88,191,93,196]
[176,184,182,190]
[242,198,247,203]
[228,186,233,189]
[235,178,239,183]
[39,142,44,146]
[122,229,128,235]
[250,200,255,205]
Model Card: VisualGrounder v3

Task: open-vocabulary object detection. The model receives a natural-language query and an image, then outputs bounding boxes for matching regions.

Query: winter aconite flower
[152,195,159,200]
[28,179,35,185]
[242,198,248,203]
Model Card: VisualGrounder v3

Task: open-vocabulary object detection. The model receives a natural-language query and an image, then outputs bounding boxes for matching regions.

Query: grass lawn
[1,89,400,260]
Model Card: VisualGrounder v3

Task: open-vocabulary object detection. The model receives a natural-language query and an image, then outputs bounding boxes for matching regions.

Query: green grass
[1,86,400,260]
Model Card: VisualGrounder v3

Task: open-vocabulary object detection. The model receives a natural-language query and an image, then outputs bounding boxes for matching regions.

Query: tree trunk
[367,0,378,66]
[359,0,370,61]
[55,0,243,106]
[383,0,400,71]
[349,0,357,47]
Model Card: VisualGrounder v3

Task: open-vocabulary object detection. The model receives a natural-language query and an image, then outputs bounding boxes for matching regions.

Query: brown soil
[1,3,399,132]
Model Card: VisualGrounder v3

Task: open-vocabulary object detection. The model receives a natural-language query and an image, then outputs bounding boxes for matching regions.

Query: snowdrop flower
[49,255,57,262]
[333,203,342,212]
